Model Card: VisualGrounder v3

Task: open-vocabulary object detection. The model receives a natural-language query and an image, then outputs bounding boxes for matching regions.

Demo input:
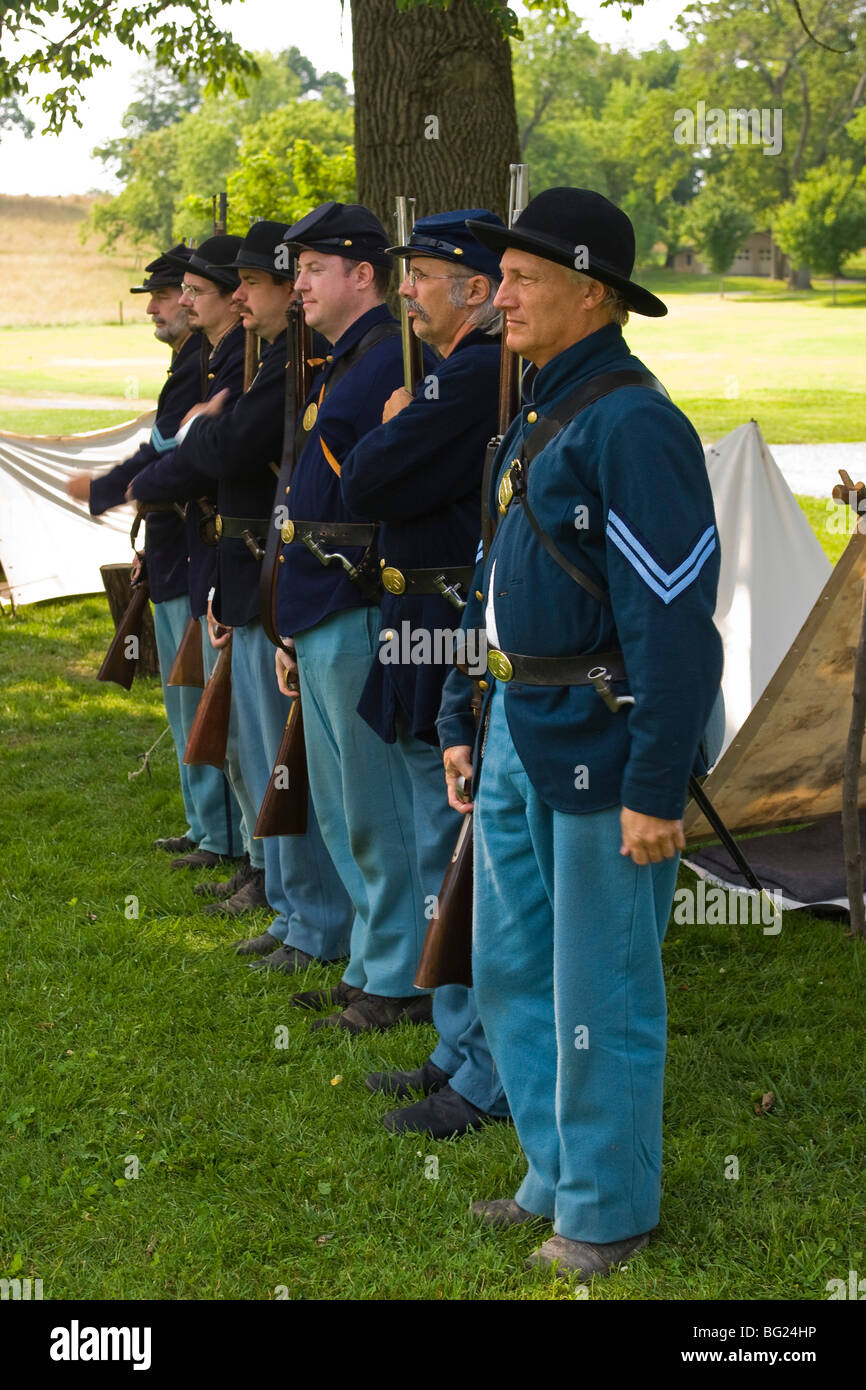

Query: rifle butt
[167,615,205,688]
[183,635,232,768]
[414,813,474,989]
[253,695,309,837]
[96,583,150,690]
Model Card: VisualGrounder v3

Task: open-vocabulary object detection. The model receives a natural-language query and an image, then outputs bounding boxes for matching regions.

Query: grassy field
[0,194,148,327]
[0,196,863,445]
[627,273,866,444]
[1,279,863,445]
[1,560,864,1301]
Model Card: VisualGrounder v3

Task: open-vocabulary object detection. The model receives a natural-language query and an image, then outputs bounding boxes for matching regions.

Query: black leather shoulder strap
[524,370,667,465]
[511,370,669,608]
[294,320,402,457]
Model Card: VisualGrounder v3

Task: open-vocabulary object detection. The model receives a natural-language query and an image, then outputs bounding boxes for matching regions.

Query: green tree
[774,160,866,297]
[92,68,203,181]
[511,15,696,258]
[0,95,35,137]
[0,1,257,134]
[90,127,181,249]
[673,0,866,222]
[88,51,355,249]
[221,139,356,230]
[682,179,753,292]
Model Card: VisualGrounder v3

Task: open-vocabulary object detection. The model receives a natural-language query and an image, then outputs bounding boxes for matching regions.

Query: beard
[153,307,192,344]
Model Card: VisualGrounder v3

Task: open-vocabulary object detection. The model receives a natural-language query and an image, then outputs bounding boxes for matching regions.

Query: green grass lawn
[1,591,864,1301]
[0,323,165,402]
[625,278,866,445]
[0,408,151,437]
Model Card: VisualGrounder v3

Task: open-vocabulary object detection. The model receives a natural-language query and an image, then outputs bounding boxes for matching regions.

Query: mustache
[404,298,430,322]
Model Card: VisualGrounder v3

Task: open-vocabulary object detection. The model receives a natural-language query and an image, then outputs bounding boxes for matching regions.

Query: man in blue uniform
[338,210,509,1134]
[66,244,243,869]
[272,202,436,1030]
[132,221,353,965]
[437,188,723,1276]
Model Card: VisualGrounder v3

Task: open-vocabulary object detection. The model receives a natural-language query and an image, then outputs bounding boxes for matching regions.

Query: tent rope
[128,725,171,782]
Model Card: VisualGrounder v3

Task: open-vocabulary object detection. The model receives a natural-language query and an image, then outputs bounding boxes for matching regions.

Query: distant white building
[672,231,785,278]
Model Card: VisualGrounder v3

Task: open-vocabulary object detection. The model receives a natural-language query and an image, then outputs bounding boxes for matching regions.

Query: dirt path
[0,392,156,411]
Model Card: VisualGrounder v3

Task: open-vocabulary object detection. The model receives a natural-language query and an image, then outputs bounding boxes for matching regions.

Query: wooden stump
[100,563,160,678]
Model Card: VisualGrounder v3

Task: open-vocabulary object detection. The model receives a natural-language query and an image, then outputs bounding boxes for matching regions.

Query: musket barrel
[394,195,424,394]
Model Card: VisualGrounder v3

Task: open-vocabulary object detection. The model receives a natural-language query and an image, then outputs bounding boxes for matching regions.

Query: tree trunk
[351,0,522,230]
[788,266,812,289]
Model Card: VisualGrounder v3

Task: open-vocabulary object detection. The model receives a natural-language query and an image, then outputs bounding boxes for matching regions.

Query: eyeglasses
[180,283,218,300]
[406,267,464,286]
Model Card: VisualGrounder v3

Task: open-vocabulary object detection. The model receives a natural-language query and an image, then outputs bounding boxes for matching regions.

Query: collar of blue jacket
[522,322,629,410]
[321,300,395,365]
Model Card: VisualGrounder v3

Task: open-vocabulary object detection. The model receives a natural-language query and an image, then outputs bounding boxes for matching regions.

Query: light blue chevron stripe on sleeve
[606,509,716,605]
[149,423,179,454]
[475,536,484,563]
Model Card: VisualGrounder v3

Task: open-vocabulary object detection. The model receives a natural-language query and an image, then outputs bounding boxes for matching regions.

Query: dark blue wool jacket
[131,324,268,625]
[89,332,201,604]
[342,328,500,745]
[436,323,723,820]
[276,304,416,637]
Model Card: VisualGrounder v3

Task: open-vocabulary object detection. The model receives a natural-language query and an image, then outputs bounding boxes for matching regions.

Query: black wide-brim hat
[227,221,294,280]
[130,243,190,293]
[467,187,666,318]
[164,235,243,289]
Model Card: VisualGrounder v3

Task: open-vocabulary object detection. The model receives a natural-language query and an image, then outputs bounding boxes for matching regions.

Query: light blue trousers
[151,595,241,857]
[295,607,437,997]
[474,687,678,1242]
[231,620,353,959]
[385,699,507,1115]
[200,621,261,869]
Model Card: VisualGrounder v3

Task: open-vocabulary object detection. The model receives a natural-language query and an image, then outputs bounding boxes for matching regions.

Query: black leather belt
[486,647,626,686]
[280,520,377,547]
[380,564,475,599]
[215,515,269,540]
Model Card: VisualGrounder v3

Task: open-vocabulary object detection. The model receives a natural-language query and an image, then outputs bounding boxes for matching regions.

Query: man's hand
[206,597,231,650]
[130,551,145,586]
[180,389,228,428]
[66,472,93,502]
[444,744,474,815]
[275,641,299,697]
[620,807,685,865]
[381,386,414,424]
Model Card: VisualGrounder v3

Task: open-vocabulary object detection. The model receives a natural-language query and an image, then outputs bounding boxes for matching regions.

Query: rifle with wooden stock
[182,193,262,768]
[96,572,150,691]
[253,694,308,837]
[253,292,314,837]
[167,615,204,688]
[183,632,232,768]
[415,163,530,992]
[96,502,171,689]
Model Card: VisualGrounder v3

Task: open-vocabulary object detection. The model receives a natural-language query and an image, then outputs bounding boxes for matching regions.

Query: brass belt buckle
[381,566,406,595]
[487,648,514,682]
[281,519,295,544]
[214,514,223,539]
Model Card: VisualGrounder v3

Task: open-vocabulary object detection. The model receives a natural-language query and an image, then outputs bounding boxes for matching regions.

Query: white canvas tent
[686,427,866,914]
[704,420,831,754]
[0,412,155,607]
